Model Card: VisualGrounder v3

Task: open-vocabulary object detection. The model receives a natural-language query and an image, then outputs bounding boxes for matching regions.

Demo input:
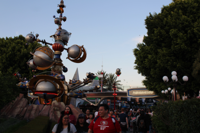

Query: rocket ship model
[24,0,87,105]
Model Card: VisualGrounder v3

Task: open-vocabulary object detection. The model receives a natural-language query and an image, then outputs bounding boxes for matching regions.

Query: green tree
[192,48,200,83]
[0,35,43,109]
[105,73,122,91]
[0,35,42,79]
[96,70,108,88]
[0,73,21,110]
[133,0,200,97]
[152,99,200,133]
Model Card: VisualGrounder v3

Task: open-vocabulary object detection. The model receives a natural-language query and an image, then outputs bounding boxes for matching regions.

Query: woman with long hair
[75,114,89,133]
[86,113,94,124]
[52,113,77,133]
[58,105,77,125]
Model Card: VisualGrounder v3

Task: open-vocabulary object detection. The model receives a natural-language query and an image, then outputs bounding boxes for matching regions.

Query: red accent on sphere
[52,43,64,52]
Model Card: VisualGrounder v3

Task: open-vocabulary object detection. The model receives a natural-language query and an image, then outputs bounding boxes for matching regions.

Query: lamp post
[161,87,174,101]
[113,68,121,110]
[162,71,188,101]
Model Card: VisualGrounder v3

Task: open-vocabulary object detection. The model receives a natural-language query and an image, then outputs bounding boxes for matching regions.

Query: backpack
[138,119,145,129]
[68,123,71,132]
[93,116,115,126]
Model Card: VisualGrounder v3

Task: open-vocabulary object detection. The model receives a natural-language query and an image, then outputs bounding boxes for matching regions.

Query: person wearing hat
[76,114,89,133]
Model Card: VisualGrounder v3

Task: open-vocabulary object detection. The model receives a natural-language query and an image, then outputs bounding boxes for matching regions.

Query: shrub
[14,116,49,133]
[152,99,200,133]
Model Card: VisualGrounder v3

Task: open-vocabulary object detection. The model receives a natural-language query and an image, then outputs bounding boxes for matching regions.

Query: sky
[0,0,173,90]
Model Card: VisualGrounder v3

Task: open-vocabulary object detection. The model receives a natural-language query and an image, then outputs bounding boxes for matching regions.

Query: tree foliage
[133,0,200,97]
[0,35,42,79]
[0,73,21,110]
[192,48,200,83]
[96,71,123,91]
[152,99,200,133]
[96,70,108,88]
[0,35,42,109]
[106,73,122,91]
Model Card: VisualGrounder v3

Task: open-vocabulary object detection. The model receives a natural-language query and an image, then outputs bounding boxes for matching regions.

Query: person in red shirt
[88,104,121,133]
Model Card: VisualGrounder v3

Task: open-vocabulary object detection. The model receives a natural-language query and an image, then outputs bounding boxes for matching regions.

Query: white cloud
[119,36,144,47]
[131,36,144,44]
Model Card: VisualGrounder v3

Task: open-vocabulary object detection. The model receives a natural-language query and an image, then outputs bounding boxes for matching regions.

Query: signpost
[113,83,117,110]
[127,88,158,98]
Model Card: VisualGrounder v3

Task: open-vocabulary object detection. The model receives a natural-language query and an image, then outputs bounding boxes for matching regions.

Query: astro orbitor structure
[25,0,87,105]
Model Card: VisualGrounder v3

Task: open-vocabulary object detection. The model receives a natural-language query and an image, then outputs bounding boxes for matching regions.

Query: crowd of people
[52,105,154,133]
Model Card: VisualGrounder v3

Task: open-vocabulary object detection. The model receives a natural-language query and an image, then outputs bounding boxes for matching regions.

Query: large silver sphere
[25,33,35,43]
[36,81,57,99]
[55,29,71,45]
[68,45,80,58]
[27,59,37,69]
[33,51,53,67]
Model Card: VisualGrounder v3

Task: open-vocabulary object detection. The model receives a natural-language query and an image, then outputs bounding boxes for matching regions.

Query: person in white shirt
[52,114,77,133]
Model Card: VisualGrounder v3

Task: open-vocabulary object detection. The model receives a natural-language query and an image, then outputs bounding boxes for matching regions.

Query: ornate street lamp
[113,68,121,110]
[162,71,188,101]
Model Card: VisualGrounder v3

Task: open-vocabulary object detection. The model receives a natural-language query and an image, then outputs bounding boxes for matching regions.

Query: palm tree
[105,73,123,91]
[96,70,108,88]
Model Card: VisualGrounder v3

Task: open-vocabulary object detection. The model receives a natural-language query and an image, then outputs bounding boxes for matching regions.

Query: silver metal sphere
[68,45,80,58]
[25,33,35,43]
[54,29,71,45]
[27,59,37,69]
[35,81,57,99]
[33,51,54,67]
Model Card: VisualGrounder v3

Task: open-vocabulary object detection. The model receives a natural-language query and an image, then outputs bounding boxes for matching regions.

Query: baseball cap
[78,114,85,118]
[130,109,133,111]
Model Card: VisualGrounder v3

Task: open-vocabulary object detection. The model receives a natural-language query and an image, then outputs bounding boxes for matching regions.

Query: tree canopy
[133,0,200,97]
[0,35,42,109]
[0,35,42,79]
[96,71,122,91]
[0,73,21,110]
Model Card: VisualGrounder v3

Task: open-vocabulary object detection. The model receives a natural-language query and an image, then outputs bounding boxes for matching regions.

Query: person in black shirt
[119,108,129,133]
[76,114,89,133]
[137,110,150,133]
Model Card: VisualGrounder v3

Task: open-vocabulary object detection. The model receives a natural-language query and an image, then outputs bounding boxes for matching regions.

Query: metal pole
[101,77,103,92]
[114,88,116,110]
[173,87,176,101]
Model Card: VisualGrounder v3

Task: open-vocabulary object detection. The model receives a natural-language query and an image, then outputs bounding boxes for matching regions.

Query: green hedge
[14,116,49,133]
[3,120,28,133]
[152,99,200,133]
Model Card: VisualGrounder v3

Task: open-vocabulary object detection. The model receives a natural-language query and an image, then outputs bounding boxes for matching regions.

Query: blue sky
[0,0,173,90]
